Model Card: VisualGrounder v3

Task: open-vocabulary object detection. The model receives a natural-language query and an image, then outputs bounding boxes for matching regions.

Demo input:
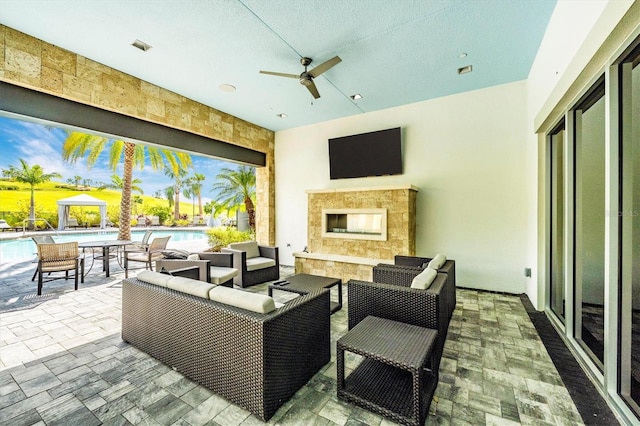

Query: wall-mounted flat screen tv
[328,127,402,179]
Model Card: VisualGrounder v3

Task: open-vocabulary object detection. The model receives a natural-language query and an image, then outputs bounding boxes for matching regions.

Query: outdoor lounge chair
[124,236,171,278]
[221,241,279,287]
[347,267,452,372]
[66,217,83,229]
[0,220,11,232]
[35,242,84,296]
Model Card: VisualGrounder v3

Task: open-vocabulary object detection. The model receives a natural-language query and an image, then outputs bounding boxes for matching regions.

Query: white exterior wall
[275,81,529,294]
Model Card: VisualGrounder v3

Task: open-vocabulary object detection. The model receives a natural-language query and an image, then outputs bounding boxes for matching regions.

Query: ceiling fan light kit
[260,56,342,99]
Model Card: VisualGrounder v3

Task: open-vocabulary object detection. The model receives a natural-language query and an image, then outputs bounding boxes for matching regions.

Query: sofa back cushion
[167,276,216,299]
[138,270,173,287]
[410,267,438,289]
[209,285,276,313]
[229,241,260,259]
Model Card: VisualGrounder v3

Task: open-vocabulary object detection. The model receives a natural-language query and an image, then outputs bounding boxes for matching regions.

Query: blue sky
[0,115,240,204]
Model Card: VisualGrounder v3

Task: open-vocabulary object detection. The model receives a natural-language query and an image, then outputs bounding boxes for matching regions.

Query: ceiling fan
[260,56,342,99]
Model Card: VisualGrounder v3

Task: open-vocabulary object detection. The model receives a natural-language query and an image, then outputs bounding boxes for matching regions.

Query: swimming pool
[0,230,208,262]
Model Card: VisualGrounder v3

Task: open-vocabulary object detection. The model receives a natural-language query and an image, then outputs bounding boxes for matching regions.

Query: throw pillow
[161,249,191,259]
[186,253,200,261]
[410,267,437,289]
[427,253,447,269]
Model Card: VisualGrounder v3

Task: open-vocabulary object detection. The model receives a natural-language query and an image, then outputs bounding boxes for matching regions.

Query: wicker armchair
[35,242,84,296]
[221,241,279,287]
[124,236,170,278]
[375,254,457,319]
[348,269,451,371]
[155,252,237,287]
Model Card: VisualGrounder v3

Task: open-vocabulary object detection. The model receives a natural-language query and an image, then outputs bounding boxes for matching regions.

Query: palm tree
[1,159,61,229]
[211,165,256,231]
[164,186,175,209]
[62,132,191,239]
[190,173,206,216]
[98,174,144,194]
[164,167,189,220]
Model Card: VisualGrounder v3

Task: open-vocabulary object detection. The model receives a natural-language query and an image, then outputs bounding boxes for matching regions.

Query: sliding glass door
[549,122,566,323]
[573,79,606,368]
[619,44,640,411]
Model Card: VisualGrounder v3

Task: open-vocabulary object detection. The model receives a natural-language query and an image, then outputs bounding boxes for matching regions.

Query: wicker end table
[337,316,438,426]
[268,273,342,314]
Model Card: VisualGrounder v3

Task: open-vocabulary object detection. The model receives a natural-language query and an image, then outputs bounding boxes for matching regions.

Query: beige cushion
[411,267,438,290]
[229,241,260,259]
[137,270,173,287]
[209,286,276,313]
[186,253,200,261]
[245,257,276,271]
[167,276,215,298]
[127,252,164,262]
[210,266,238,285]
[427,253,447,270]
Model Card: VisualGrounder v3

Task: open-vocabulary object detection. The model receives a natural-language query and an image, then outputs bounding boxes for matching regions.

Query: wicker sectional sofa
[122,273,331,421]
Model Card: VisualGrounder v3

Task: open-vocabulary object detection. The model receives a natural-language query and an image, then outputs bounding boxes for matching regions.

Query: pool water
[0,230,208,263]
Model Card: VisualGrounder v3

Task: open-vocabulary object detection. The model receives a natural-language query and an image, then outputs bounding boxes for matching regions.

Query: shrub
[107,205,120,226]
[146,205,171,224]
[175,219,190,227]
[205,227,252,252]
[7,200,58,229]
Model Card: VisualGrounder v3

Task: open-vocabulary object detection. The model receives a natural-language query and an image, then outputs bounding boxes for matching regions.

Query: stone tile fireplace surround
[294,185,417,283]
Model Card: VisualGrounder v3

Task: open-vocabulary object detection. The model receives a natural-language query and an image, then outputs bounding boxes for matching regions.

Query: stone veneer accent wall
[307,186,417,259]
[0,25,275,244]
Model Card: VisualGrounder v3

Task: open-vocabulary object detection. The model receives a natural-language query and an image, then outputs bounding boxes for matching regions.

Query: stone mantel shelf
[305,185,418,194]
[293,251,392,266]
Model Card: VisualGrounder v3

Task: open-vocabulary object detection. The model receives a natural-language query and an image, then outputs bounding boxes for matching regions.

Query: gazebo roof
[56,194,107,206]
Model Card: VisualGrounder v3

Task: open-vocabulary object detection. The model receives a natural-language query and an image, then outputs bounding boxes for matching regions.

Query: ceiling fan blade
[306,80,321,99]
[259,70,299,79]
[308,56,342,78]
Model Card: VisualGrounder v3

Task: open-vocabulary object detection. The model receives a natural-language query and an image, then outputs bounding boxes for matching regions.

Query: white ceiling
[0,0,557,132]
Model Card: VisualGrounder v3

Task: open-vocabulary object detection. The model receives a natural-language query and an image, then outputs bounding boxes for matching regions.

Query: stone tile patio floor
[0,256,585,425]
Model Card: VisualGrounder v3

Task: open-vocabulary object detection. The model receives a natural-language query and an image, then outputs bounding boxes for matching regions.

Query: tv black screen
[328,127,402,179]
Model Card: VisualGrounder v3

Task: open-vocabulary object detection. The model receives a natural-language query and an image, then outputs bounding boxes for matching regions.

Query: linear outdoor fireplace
[322,209,387,241]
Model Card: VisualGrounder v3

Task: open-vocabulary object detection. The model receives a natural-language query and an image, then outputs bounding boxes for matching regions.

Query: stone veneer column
[0,25,276,245]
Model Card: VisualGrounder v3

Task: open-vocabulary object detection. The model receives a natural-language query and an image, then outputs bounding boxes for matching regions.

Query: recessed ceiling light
[457,65,473,75]
[131,39,152,52]
[350,94,363,100]
[459,53,468,58]
[277,113,287,118]
[219,84,236,93]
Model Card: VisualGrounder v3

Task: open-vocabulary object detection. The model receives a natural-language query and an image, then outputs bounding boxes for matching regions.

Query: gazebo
[57,194,108,230]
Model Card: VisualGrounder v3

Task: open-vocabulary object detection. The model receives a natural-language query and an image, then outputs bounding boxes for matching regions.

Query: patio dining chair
[129,230,153,252]
[124,236,171,278]
[31,235,56,281]
[35,242,84,296]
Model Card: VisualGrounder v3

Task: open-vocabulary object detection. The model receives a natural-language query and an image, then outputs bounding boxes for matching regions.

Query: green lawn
[0,181,195,216]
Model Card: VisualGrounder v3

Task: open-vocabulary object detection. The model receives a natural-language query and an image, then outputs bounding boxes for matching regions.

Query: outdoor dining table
[79,240,132,277]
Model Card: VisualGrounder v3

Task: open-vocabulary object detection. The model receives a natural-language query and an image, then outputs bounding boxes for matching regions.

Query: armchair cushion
[210,266,238,285]
[410,267,438,289]
[138,270,173,287]
[229,241,260,259]
[187,253,200,261]
[246,257,277,271]
[209,285,276,313]
[167,276,216,298]
[128,251,165,262]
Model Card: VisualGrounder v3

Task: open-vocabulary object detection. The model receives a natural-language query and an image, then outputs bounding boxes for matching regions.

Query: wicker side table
[337,316,438,426]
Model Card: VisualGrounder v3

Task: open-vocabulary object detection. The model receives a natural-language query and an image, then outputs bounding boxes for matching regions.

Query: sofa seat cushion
[210,266,238,285]
[245,257,276,271]
[229,241,260,259]
[209,286,276,313]
[167,276,216,298]
[410,267,438,290]
[138,270,173,287]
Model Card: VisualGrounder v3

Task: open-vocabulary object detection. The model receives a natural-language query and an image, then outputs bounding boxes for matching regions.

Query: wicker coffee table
[337,316,438,426]
[268,273,342,314]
